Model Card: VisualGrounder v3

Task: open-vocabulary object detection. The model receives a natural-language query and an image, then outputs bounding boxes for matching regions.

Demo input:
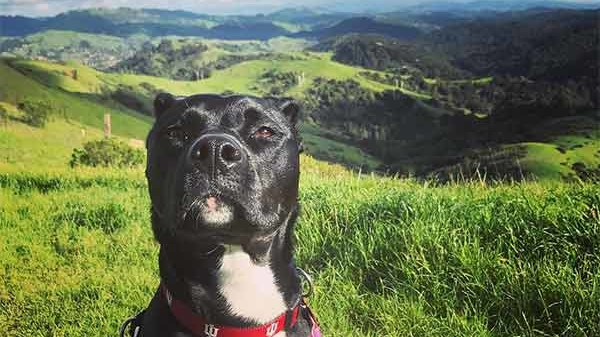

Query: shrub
[70,138,145,168]
[18,98,53,127]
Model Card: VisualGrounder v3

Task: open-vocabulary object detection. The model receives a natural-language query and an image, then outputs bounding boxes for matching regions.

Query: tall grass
[0,164,598,336]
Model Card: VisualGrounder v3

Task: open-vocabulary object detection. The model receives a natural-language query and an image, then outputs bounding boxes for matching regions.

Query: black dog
[124,93,320,337]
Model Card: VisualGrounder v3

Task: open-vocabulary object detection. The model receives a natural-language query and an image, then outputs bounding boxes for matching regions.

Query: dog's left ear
[154,92,178,119]
[276,98,303,152]
[278,98,300,125]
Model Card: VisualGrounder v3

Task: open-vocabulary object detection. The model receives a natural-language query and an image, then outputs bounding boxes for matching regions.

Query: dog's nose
[189,133,244,172]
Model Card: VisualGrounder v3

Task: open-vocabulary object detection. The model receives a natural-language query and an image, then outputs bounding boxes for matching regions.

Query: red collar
[161,283,301,337]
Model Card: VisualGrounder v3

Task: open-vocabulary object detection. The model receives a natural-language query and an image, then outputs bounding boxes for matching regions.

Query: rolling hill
[0,58,152,139]
[4,53,599,181]
[0,54,384,170]
[294,17,422,40]
[426,9,599,83]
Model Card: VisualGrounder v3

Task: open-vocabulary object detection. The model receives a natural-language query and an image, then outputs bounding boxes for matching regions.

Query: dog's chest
[217,245,287,325]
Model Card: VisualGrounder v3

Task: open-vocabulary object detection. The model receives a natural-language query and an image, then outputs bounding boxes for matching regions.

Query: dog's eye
[254,126,275,139]
[166,128,189,142]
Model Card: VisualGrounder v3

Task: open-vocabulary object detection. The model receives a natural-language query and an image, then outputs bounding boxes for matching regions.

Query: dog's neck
[158,216,302,327]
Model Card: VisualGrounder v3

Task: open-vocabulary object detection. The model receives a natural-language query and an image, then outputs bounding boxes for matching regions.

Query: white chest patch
[217,245,287,324]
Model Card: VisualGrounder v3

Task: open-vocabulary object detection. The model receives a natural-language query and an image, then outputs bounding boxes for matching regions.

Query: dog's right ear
[154,92,177,119]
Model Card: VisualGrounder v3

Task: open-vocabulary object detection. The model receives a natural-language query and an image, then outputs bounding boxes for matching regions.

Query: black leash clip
[119,310,145,337]
[296,267,314,298]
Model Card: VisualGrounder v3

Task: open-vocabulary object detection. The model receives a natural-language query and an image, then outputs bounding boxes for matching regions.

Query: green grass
[9,59,105,93]
[0,104,144,170]
[518,142,570,180]
[554,133,600,167]
[0,164,598,336]
[0,117,103,170]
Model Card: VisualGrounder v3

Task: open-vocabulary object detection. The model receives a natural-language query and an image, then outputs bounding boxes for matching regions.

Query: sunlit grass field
[1,160,599,336]
[1,110,599,336]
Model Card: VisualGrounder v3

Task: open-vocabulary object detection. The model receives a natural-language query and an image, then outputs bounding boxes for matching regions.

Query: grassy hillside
[0,58,152,139]
[301,124,381,171]
[8,52,420,98]
[2,55,388,169]
[0,110,102,169]
[519,132,600,180]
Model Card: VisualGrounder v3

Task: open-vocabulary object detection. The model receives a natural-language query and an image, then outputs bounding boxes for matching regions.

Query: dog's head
[146,93,301,246]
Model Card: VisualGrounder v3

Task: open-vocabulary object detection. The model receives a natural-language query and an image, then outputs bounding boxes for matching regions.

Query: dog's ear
[278,98,300,125]
[277,98,303,152]
[154,92,177,119]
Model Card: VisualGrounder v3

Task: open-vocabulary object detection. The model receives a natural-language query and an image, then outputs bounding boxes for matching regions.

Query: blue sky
[0,0,598,17]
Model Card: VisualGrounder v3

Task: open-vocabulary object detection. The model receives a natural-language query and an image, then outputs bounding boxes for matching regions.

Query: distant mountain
[0,16,43,36]
[209,22,289,40]
[376,10,497,31]
[294,17,422,40]
[265,7,353,27]
[267,7,337,21]
[0,8,290,40]
[0,9,426,41]
[404,0,600,13]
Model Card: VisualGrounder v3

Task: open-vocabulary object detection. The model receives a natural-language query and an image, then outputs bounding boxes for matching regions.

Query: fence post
[104,113,111,138]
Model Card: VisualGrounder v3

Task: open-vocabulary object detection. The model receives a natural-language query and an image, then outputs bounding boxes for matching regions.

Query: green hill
[0,58,152,140]
[0,55,381,170]
[6,50,419,97]
[2,53,598,180]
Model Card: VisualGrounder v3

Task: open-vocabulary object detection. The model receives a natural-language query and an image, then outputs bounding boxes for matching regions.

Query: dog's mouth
[178,193,257,236]
[197,195,234,226]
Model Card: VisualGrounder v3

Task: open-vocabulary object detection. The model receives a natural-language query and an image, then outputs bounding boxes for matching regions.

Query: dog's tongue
[206,196,218,211]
